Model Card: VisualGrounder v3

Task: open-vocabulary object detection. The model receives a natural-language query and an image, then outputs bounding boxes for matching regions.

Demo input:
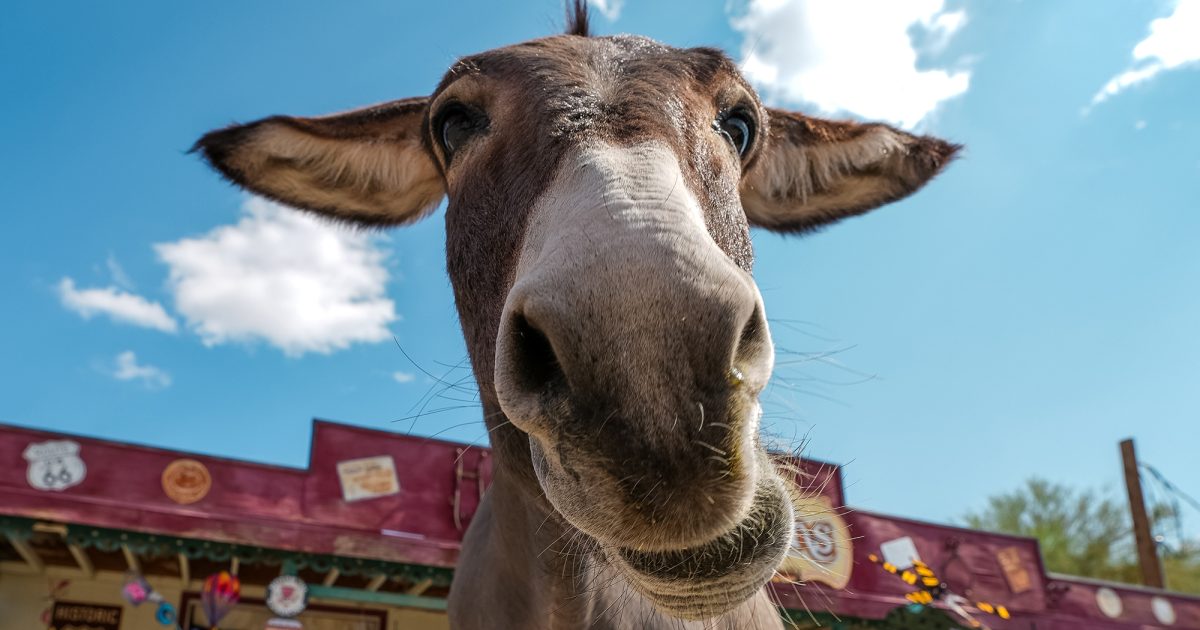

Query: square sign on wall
[336,455,400,502]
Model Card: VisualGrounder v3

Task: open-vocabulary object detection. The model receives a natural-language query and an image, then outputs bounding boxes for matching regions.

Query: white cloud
[58,277,178,333]
[155,197,397,357]
[590,0,623,21]
[731,0,971,129]
[1090,0,1200,107]
[392,371,416,384]
[112,351,171,388]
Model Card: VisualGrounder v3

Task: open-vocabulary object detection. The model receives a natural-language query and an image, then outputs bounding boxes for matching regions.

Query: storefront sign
[162,458,212,504]
[48,601,122,630]
[266,575,309,617]
[995,545,1033,594]
[880,536,922,570]
[336,455,400,502]
[25,440,86,492]
[777,495,853,589]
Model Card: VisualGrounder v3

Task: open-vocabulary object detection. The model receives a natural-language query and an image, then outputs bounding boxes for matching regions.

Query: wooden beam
[230,556,240,576]
[178,553,190,587]
[67,543,93,578]
[5,534,44,573]
[406,578,433,596]
[365,574,387,592]
[1121,439,1165,588]
[121,544,140,574]
[322,567,340,586]
[32,522,68,536]
[307,585,446,611]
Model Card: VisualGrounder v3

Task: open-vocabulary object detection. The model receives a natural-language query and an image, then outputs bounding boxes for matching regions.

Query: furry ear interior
[741,108,960,233]
[194,97,444,226]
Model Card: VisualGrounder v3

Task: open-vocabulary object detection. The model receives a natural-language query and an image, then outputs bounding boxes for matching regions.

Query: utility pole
[1120,438,1164,588]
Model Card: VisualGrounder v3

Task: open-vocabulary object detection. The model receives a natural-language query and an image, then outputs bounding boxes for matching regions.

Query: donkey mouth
[606,474,794,620]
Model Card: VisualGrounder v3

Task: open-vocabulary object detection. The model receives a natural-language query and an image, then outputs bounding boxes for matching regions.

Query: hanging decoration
[201,571,242,629]
[120,572,179,627]
[121,572,155,605]
[868,553,1011,629]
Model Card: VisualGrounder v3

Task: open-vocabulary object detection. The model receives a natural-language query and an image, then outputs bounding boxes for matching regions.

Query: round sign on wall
[161,459,212,504]
[266,575,308,618]
[1152,596,1177,626]
[1095,586,1123,619]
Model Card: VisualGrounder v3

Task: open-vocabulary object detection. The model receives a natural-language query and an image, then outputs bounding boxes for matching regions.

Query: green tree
[963,477,1199,594]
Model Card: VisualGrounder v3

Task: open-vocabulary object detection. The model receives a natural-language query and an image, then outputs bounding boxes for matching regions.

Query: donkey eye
[715,111,755,157]
[436,104,486,161]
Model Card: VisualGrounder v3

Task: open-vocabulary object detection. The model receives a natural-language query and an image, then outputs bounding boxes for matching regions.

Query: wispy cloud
[105,254,135,290]
[58,277,178,333]
[111,351,171,388]
[155,196,397,357]
[590,0,623,21]
[731,0,971,130]
[1090,0,1200,108]
[392,371,416,384]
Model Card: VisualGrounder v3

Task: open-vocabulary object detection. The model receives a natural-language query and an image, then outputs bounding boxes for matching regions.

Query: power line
[1141,463,1200,517]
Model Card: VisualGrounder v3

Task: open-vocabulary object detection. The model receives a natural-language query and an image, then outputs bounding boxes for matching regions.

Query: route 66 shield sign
[24,440,87,492]
[776,495,853,589]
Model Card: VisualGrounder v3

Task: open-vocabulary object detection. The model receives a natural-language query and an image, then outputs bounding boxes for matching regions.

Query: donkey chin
[524,410,795,620]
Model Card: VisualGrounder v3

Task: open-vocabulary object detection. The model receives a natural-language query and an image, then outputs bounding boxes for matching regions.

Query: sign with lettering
[776,495,853,589]
[25,440,86,492]
[336,455,400,502]
[996,545,1033,594]
[48,601,122,630]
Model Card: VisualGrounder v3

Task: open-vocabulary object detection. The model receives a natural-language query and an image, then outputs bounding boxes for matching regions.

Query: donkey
[196,5,958,628]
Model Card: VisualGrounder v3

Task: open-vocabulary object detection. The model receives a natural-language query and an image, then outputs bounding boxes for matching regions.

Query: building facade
[1,420,1196,629]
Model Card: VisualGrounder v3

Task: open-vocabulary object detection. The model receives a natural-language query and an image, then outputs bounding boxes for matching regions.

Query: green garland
[0,515,451,587]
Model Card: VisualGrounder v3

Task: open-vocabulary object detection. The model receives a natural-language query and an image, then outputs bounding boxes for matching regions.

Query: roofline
[0,417,491,476]
[1047,572,1200,601]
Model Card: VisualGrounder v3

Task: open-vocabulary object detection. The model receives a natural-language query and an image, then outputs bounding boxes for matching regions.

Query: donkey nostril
[732,303,771,385]
[509,313,567,395]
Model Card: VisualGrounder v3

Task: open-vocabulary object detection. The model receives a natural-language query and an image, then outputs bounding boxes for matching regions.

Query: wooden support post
[406,578,433,596]
[67,543,94,578]
[121,544,141,574]
[365,574,387,592]
[323,567,340,586]
[1120,438,1164,588]
[230,556,240,576]
[178,553,190,587]
[6,534,44,573]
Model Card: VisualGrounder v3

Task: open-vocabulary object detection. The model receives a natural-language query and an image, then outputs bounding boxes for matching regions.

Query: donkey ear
[740,108,960,233]
[194,97,443,226]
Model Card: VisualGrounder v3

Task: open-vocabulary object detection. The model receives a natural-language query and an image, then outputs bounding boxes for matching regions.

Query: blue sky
[2,0,1198,540]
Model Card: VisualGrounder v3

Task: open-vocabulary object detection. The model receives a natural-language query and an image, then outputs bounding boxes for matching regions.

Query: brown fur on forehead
[434,35,758,266]
[435,36,752,139]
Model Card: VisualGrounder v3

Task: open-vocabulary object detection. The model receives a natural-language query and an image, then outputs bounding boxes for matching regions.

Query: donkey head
[196,12,957,621]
